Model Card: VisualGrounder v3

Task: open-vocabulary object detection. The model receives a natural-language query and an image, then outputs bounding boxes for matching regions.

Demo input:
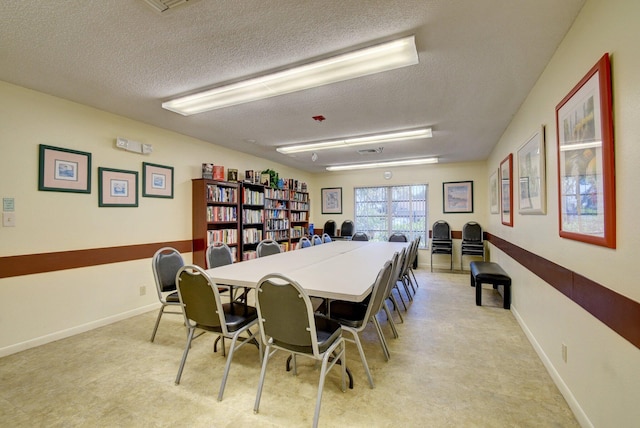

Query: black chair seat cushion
[327,300,367,329]
[196,302,257,333]
[166,291,180,303]
[273,314,342,354]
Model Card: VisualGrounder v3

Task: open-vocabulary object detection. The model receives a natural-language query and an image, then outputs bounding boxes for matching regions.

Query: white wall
[0,81,313,355]
[486,0,640,426]
[310,161,488,269]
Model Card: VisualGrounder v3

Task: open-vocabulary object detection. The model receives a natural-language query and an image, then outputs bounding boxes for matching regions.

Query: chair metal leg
[382,302,399,338]
[393,283,408,311]
[175,328,195,384]
[372,316,390,361]
[150,304,166,342]
[254,344,273,414]
[343,327,374,388]
[388,294,404,323]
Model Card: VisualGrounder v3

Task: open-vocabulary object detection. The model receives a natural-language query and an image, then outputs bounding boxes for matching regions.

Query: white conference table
[206,240,409,302]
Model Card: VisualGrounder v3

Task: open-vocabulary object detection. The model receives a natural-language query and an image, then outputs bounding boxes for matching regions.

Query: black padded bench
[470,261,511,309]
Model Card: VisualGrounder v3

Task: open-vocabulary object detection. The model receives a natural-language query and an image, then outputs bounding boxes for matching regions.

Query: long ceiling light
[276,128,432,154]
[326,157,438,171]
[162,35,419,115]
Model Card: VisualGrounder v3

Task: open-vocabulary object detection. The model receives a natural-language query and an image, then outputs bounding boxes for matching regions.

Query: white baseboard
[511,306,592,428]
[0,303,158,358]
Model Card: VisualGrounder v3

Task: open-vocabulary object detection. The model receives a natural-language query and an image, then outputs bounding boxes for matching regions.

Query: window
[354,184,427,247]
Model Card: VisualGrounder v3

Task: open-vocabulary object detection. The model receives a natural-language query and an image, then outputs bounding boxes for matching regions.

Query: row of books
[290,226,308,238]
[265,208,288,219]
[290,201,310,211]
[242,209,264,224]
[207,229,239,246]
[243,188,265,205]
[243,228,263,244]
[207,184,238,203]
[206,206,237,222]
[265,230,289,241]
[290,211,308,222]
[202,164,239,182]
[265,200,287,210]
[266,218,290,231]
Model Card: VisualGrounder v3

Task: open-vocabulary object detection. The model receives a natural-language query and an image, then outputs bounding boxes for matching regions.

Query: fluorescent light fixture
[162,35,419,115]
[277,128,432,154]
[326,157,438,171]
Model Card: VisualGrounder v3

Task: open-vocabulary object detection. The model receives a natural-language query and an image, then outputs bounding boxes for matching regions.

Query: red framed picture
[555,53,615,248]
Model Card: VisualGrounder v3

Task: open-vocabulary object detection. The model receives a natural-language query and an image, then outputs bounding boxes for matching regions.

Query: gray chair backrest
[340,220,354,237]
[351,232,369,241]
[257,239,282,257]
[152,247,184,293]
[298,237,312,249]
[206,242,233,269]
[365,261,394,320]
[432,221,451,240]
[312,235,322,245]
[388,232,408,242]
[462,222,483,242]
[322,233,332,243]
[323,220,336,237]
[255,273,320,356]
[176,265,225,331]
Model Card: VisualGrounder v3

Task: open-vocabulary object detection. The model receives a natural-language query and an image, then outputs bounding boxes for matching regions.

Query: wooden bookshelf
[192,179,240,267]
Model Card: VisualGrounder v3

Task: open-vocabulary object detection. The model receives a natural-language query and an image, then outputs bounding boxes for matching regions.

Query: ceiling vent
[143,0,192,13]
[357,147,384,155]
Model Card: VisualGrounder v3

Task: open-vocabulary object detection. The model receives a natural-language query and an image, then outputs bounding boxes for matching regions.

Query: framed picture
[489,170,499,214]
[98,167,138,207]
[518,126,546,214]
[442,181,473,213]
[227,168,238,182]
[500,154,513,227]
[556,53,615,248]
[321,187,342,214]
[142,162,173,198]
[38,144,91,193]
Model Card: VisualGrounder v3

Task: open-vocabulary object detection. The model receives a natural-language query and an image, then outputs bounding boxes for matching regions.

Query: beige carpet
[0,269,578,427]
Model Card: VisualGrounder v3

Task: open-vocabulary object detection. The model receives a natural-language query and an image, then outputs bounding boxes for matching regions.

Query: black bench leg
[475,282,482,306]
[503,284,511,309]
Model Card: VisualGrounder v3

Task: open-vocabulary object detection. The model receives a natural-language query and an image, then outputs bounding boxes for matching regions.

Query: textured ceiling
[0,0,585,173]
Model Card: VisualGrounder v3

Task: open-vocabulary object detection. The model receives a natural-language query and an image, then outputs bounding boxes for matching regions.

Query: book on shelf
[202,163,214,179]
[244,170,254,183]
[227,168,238,182]
[213,165,225,181]
[260,173,270,187]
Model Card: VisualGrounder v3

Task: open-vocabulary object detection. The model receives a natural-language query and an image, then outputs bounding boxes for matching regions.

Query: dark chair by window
[323,220,336,237]
[340,220,355,238]
[388,232,408,242]
[461,221,485,271]
[430,220,453,272]
[257,239,282,257]
[254,273,347,428]
[351,232,369,241]
[174,265,261,401]
[150,247,184,342]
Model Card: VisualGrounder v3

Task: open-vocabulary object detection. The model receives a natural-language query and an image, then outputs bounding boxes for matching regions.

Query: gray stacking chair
[254,273,346,428]
[323,220,336,237]
[351,232,369,241]
[326,261,394,388]
[431,220,453,272]
[461,221,485,270]
[175,265,260,401]
[388,232,408,242]
[340,220,354,239]
[256,239,282,257]
[206,241,234,268]
[322,233,332,243]
[150,247,184,342]
[298,236,312,249]
[312,234,323,245]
